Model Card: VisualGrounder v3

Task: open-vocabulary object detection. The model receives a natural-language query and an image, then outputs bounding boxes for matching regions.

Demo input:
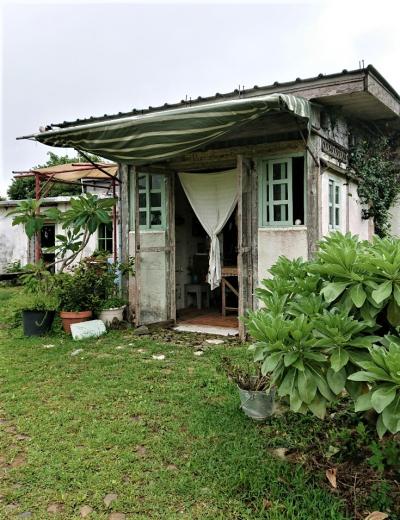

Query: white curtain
[178,169,238,290]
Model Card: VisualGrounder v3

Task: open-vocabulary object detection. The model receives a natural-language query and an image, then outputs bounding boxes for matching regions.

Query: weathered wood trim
[132,166,141,326]
[237,155,254,340]
[166,171,176,323]
[250,160,259,310]
[119,164,129,301]
[169,140,304,171]
[306,134,321,258]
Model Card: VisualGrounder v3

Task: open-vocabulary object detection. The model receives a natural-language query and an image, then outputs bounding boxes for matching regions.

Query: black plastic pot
[22,310,55,336]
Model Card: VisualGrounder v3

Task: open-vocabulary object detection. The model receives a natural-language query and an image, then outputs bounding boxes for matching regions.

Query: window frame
[259,155,305,228]
[328,178,341,229]
[129,173,166,230]
[98,222,113,253]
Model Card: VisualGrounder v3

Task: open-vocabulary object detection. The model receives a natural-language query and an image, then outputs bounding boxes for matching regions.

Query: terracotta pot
[60,310,92,334]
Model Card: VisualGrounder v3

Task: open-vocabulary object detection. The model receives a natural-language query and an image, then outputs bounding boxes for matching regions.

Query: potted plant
[98,256,134,327]
[221,357,276,421]
[56,259,107,333]
[19,262,59,336]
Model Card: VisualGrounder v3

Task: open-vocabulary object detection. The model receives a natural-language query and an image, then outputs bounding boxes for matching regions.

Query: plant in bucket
[221,357,276,421]
[18,261,60,336]
[98,256,135,327]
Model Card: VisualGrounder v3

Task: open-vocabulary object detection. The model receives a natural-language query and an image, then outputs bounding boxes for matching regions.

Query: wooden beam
[132,166,141,326]
[306,133,321,259]
[119,164,130,301]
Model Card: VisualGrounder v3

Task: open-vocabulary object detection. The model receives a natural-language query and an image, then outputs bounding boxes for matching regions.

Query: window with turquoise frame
[260,156,305,227]
[130,173,166,230]
[328,179,341,228]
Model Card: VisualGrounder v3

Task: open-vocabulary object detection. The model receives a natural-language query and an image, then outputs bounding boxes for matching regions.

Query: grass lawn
[0,287,353,519]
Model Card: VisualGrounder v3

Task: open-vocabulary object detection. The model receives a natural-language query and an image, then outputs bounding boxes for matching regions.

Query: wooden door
[237,156,258,339]
[131,167,175,326]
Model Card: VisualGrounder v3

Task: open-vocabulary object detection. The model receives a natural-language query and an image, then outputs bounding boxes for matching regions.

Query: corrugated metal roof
[50,65,400,130]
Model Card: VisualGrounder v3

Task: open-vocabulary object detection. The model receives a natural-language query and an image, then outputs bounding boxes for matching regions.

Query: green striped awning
[34,93,311,164]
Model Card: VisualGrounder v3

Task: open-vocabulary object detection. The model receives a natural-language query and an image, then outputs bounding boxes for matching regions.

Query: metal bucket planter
[99,306,125,327]
[237,385,276,421]
[22,310,55,337]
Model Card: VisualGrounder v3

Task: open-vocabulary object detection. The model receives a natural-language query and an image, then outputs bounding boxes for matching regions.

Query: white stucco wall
[257,227,308,282]
[0,208,30,271]
[0,198,119,273]
[347,179,371,240]
[320,170,370,240]
[389,200,400,237]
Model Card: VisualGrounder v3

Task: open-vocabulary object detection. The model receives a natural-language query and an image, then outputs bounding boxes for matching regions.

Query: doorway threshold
[173,323,238,336]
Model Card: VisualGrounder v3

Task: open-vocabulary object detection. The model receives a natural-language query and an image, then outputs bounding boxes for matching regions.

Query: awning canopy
[33,94,311,165]
[24,162,118,182]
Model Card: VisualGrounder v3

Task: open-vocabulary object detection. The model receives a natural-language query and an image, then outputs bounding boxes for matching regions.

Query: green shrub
[246,232,400,436]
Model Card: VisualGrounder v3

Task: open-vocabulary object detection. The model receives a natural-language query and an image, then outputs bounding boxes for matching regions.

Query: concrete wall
[320,170,370,240]
[128,230,168,324]
[0,198,119,273]
[257,227,308,282]
[389,201,400,237]
[0,208,30,270]
[347,179,371,240]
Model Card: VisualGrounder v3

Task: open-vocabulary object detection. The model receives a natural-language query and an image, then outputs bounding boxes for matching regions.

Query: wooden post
[119,164,130,300]
[237,155,254,340]
[166,172,176,323]
[132,166,141,326]
[35,172,41,263]
[306,133,321,259]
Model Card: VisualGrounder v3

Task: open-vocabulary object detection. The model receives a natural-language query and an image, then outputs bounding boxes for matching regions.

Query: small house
[19,65,400,337]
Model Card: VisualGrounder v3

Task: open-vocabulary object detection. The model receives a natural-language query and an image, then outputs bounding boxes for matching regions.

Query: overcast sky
[1,0,400,196]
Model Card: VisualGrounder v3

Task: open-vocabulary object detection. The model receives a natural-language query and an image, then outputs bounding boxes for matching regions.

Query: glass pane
[150,174,162,190]
[329,181,333,204]
[266,205,270,222]
[335,207,340,226]
[266,182,269,202]
[138,175,146,190]
[273,162,287,180]
[329,206,333,227]
[150,192,161,207]
[139,211,147,226]
[139,193,147,208]
[274,204,287,222]
[273,183,288,201]
[335,185,340,205]
[150,210,162,226]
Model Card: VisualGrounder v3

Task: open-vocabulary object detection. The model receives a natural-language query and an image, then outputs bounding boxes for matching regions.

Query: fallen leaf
[263,498,273,509]
[135,445,147,458]
[193,351,204,356]
[270,448,288,460]
[47,503,64,514]
[325,468,337,488]
[103,493,118,507]
[79,505,94,517]
[152,354,165,360]
[364,513,389,520]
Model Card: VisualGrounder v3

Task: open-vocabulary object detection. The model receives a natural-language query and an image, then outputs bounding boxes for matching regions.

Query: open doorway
[41,224,55,273]
[174,179,239,332]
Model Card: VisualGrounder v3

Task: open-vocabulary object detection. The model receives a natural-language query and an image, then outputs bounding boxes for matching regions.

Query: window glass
[132,173,165,229]
[328,179,341,229]
[98,222,113,253]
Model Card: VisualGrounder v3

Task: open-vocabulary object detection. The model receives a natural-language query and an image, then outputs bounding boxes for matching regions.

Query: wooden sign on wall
[321,137,348,164]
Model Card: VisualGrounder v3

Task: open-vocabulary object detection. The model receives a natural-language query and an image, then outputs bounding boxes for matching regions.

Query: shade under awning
[33,93,311,165]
